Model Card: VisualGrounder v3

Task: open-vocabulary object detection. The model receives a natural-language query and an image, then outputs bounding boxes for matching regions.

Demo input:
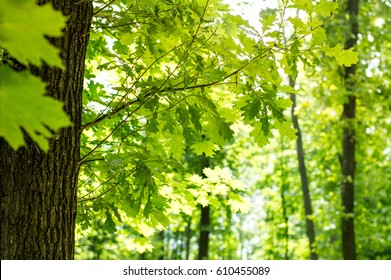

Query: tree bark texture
[341,0,359,260]
[289,77,318,260]
[0,0,93,259]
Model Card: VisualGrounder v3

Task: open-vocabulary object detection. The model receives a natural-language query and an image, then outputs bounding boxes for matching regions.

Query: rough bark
[0,0,93,259]
[289,77,318,260]
[341,0,359,260]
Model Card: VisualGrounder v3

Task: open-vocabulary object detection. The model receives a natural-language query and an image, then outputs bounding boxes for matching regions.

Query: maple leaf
[0,66,71,151]
[191,140,220,157]
[0,0,66,67]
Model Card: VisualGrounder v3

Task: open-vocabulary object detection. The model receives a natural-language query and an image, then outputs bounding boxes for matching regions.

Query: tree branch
[93,0,117,16]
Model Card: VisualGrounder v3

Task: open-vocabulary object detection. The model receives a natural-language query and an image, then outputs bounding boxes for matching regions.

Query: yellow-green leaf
[274,120,297,140]
[0,0,66,67]
[325,44,359,67]
[191,140,220,157]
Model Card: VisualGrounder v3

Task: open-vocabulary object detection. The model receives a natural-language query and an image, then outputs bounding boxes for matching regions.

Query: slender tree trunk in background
[198,155,210,260]
[289,77,318,260]
[158,231,165,260]
[278,148,289,260]
[341,0,359,260]
[0,0,93,259]
[172,230,180,259]
[280,181,289,260]
[185,217,192,260]
[198,205,210,259]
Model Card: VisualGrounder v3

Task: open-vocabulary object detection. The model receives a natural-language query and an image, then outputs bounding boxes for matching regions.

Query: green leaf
[0,66,71,151]
[146,117,159,133]
[120,33,136,45]
[191,140,220,157]
[203,116,234,145]
[241,97,261,123]
[288,38,301,80]
[132,237,154,254]
[189,105,202,132]
[274,98,293,109]
[167,132,184,160]
[288,17,304,31]
[274,120,297,140]
[136,220,155,237]
[314,2,338,17]
[259,9,277,32]
[151,209,170,228]
[250,121,271,147]
[336,48,359,67]
[311,27,327,46]
[290,0,314,14]
[104,211,117,233]
[0,0,66,67]
[228,193,250,213]
[325,44,359,67]
[219,121,234,142]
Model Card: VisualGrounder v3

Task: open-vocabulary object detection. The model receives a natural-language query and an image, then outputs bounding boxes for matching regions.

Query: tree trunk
[280,180,289,260]
[341,0,359,260]
[278,148,289,260]
[198,155,210,260]
[0,0,93,259]
[185,217,192,260]
[289,76,318,260]
[158,231,166,260]
[198,205,210,260]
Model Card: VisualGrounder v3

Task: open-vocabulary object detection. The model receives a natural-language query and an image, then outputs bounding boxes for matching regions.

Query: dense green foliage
[1,0,390,259]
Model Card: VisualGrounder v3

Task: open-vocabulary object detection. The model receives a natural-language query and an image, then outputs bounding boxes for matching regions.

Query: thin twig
[93,0,116,16]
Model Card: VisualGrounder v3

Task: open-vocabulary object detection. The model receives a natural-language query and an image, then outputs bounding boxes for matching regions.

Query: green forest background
[1,0,390,260]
